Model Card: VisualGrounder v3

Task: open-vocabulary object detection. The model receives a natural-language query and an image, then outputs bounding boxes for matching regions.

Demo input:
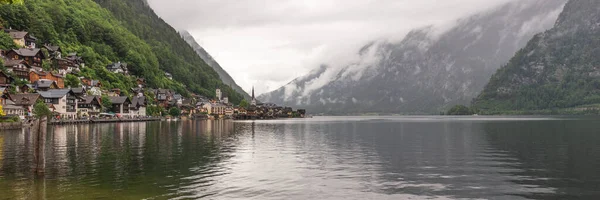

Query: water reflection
[483,119,600,199]
[0,120,236,199]
[0,117,599,199]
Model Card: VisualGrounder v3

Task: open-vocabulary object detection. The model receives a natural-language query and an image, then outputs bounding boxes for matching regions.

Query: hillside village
[0,28,306,122]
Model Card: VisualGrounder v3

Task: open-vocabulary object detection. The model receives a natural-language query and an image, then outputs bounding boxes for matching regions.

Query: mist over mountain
[474,0,600,113]
[259,0,566,114]
[180,31,251,100]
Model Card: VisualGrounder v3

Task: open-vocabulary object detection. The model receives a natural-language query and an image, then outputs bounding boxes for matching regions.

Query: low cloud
[148,0,513,95]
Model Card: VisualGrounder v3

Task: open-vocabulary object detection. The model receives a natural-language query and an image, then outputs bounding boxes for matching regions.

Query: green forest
[0,0,243,103]
[472,0,600,114]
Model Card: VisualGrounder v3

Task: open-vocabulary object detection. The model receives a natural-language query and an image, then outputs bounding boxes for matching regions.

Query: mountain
[93,0,244,103]
[0,0,244,102]
[180,31,251,100]
[259,0,566,115]
[473,0,600,113]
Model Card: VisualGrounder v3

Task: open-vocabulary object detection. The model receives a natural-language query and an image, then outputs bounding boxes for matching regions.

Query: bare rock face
[260,0,566,114]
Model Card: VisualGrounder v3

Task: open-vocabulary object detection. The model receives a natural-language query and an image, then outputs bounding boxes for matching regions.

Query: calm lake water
[1,116,600,199]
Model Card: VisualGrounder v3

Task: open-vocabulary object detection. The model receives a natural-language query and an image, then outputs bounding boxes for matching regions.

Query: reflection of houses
[5,48,45,67]
[109,96,131,117]
[78,96,102,117]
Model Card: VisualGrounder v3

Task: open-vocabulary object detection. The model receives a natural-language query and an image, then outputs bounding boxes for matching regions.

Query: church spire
[251,86,257,106]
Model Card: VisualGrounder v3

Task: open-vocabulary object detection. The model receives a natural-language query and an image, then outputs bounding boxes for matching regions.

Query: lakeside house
[130,96,146,117]
[109,96,131,117]
[78,96,102,118]
[38,89,80,119]
[9,93,40,117]
[0,29,306,121]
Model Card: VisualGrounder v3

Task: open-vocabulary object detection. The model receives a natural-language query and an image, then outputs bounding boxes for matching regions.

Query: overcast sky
[147,0,512,95]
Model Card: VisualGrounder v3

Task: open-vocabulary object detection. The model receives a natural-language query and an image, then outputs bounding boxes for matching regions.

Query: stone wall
[0,122,23,130]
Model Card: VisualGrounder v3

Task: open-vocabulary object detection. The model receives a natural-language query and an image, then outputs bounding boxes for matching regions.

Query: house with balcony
[5,48,45,67]
[29,71,64,88]
[130,96,146,117]
[78,95,102,118]
[5,30,37,48]
[37,89,79,119]
[3,59,30,79]
[109,96,131,117]
[9,93,40,117]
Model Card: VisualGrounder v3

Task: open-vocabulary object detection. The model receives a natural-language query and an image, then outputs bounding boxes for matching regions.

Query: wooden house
[6,48,45,67]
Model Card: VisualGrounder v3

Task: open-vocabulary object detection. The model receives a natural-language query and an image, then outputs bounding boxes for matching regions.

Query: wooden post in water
[33,116,47,175]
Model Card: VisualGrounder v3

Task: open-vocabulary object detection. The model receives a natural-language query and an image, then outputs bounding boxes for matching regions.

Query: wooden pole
[33,116,47,175]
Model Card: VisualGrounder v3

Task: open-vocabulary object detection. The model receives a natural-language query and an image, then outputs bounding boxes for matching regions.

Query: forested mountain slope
[473,0,600,113]
[180,31,250,100]
[260,0,566,114]
[0,0,243,102]
[94,0,243,103]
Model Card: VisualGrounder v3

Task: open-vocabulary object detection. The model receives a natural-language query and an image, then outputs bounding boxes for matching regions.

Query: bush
[446,105,474,115]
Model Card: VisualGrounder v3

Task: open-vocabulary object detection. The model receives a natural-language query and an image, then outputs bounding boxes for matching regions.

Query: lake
[1,116,600,199]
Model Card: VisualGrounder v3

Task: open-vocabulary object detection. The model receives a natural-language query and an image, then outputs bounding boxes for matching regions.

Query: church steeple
[251,86,257,106]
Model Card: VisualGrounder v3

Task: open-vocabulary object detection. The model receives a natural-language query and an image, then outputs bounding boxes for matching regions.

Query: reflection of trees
[0,120,239,199]
[482,120,600,199]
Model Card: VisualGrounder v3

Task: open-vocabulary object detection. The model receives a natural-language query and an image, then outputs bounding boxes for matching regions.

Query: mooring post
[33,116,47,175]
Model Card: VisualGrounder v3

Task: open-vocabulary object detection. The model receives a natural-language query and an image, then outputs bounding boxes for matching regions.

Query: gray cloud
[148,0,513,95]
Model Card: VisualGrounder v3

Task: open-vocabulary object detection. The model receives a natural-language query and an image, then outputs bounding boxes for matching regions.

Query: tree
[239,99,249,108]
[169,107,181,117]
[101,95,112,112]
[64,74,81,88]
[33,100,51,118]
[0,0,24,5]
[446,105,474,115]
[0,32,17,50]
